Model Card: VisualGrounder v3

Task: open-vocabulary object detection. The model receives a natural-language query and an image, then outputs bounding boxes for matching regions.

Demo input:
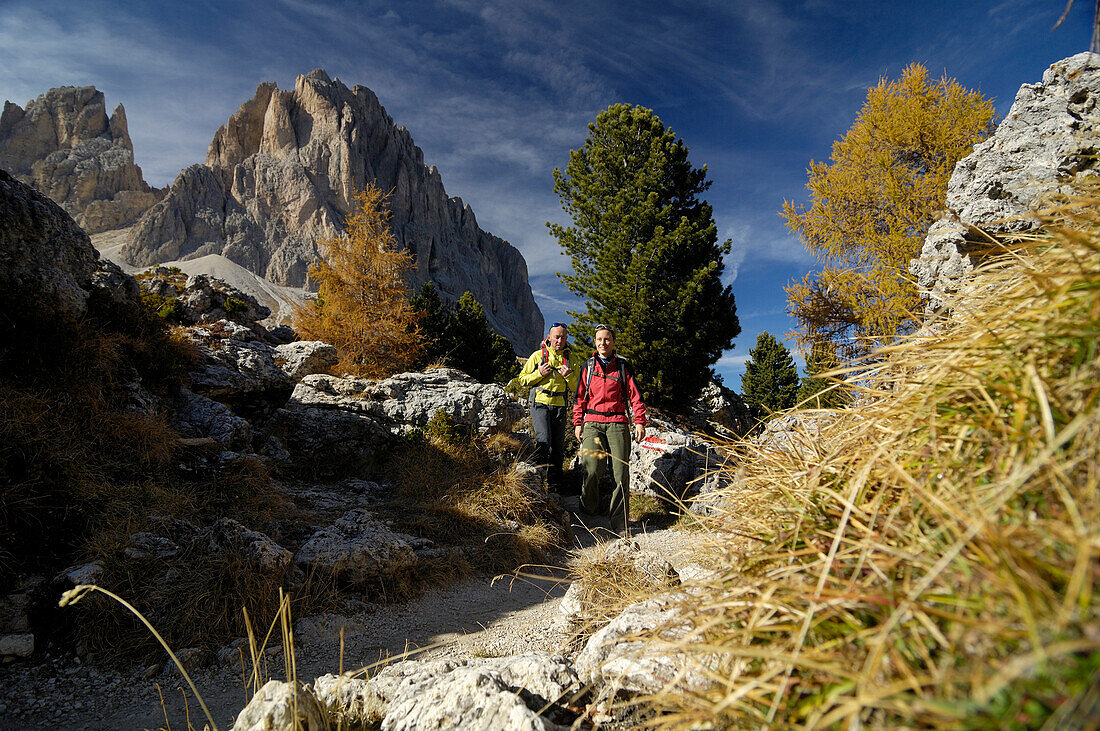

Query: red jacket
[573,354,647,427]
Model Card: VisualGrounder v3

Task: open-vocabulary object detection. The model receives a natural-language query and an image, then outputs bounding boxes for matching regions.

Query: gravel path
[0,517,702,730]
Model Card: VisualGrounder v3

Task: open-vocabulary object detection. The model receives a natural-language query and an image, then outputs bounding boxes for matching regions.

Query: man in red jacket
[573,325,646,535]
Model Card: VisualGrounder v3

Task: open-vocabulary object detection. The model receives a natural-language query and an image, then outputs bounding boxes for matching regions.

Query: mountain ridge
[120,69,544,349]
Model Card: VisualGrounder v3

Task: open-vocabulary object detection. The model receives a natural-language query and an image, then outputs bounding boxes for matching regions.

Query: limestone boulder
[755,410,840,458]
[265,406,393,475]
[292,509,420,586]
[340,656,572,731]
[207,518,292,575]
[312,673,384,727]
[185,320,295,400]
[168,388,252,449]
[182,272,271,324]
[911,52,1100,313]
[0,633,34,660]
[630,417,730,505]
[289,368,524,435]
[574,598,709,698]
[234,679,327,731]
[689,382,754,437]
[90,257,141,304]
[274,341,337,379]
[122,516,289,577]
[0,168,98,315]
[137,267,274,329]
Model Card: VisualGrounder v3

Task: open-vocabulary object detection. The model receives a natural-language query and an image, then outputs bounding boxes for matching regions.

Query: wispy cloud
[717,353,751,368]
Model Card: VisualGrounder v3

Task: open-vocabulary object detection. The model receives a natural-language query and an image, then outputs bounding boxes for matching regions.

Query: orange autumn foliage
[294,185,422,377]
[782,64,996,356]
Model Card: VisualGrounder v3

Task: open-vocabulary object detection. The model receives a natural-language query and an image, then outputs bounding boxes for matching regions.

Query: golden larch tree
[294,185,422,377]
[782,63,996,355]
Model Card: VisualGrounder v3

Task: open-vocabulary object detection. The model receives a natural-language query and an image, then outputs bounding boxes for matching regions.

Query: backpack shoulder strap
[584,356,597,394]
[617,357,633,414]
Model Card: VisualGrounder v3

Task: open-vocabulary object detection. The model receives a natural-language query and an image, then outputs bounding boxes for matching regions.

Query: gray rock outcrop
[122,517,289,576]
[0,168,99,315]
[268,368,522,473]
[319,656,571,731]
[0,86,161,232]
[630,417,730,505]
[168,388,252,449]
[120,69,543,348]
[184,320,296,400]
[291,509,420,586]
[911,52,1100,313]
[0,591,34,661]
[574,598,709,698]
[273,341,337,379]
[288,369,524,434]
[234,679,327,731]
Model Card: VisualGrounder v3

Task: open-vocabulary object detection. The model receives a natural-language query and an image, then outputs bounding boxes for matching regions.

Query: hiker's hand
[635,424,645,442]
[558,364,572,377]
[538,362,553,376]
[575,425,583,442]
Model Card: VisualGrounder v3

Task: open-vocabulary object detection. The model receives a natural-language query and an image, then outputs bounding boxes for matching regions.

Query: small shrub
[424,410,470,450]
[140,290,186,323]
[223,296,248,316]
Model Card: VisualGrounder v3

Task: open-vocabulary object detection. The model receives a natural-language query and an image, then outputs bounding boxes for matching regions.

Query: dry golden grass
[384,421,568,581]
[637,185,1100,729]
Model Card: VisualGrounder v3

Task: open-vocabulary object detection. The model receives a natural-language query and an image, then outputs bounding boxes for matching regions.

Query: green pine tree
[549,103,740,409]
[449,293,519,385]
[411,284,519,385]
[796,341,851,409]
[410,282,453,365]
[741,332,799,416]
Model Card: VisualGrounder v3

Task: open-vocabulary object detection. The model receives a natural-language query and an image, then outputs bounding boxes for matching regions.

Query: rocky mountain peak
[0,86,161,233]
[122,69,544,349]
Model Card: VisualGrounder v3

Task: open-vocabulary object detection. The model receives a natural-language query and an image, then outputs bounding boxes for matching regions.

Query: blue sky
[0,0,1093,388]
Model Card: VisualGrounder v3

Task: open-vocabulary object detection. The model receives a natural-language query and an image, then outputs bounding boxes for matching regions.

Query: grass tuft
[636,182,1100,729]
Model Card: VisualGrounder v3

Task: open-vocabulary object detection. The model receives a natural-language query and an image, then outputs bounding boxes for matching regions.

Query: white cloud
[716,353,751,368]
[529,286,582,312]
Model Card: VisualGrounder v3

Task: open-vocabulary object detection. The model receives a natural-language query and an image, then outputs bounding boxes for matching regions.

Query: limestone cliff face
[0,87,162,233]
[122,70,544,349]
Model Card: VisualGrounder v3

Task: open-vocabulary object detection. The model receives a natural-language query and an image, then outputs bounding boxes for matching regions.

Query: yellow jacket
[517,341,584,407]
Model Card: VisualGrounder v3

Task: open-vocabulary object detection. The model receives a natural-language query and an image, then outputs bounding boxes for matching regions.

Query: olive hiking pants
[579,421,631,532]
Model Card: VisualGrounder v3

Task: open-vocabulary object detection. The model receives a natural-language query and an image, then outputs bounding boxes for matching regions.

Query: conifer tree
[294,185,422,378]
[449,293,519,384]
[410,283,519,385]
[550,103,740,409]
[741,331,799,416]
[410,282,452,366]
[796,340,851,409]
[782,64,995,355]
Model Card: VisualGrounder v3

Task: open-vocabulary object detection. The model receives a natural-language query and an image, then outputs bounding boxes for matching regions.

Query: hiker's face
[548,326,567,350]
[595,329,615,358]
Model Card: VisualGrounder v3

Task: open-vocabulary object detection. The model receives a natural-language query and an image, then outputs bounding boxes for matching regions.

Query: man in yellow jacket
[516,322,585,490]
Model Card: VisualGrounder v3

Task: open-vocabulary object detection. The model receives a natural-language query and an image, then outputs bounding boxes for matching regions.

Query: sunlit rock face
[121,69,543,349]
[911,52,1100,314]
[0,86,162,233]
